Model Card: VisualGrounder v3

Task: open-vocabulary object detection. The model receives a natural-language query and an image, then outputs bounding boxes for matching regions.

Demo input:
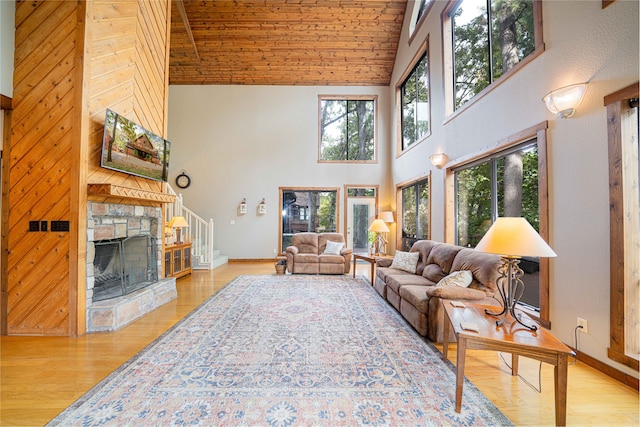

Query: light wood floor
[1,261,638,426]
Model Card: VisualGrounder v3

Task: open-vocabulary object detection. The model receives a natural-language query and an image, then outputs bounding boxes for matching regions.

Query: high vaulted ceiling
[169,0,407,86]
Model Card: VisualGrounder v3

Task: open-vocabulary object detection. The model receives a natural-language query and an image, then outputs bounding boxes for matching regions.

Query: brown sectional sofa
[374,240,502,342]
[285,232,353,274]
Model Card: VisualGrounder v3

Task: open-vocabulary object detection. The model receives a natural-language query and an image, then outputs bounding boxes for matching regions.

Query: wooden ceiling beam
[174,0,199,60]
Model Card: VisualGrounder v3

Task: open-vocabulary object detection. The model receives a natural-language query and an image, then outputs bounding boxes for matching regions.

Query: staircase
[165,185,228,270]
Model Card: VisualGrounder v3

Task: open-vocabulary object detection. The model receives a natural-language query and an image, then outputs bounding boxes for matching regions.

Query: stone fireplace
[86,202,176,332]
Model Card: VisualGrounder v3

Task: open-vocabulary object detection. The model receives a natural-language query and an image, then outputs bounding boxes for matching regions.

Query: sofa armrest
[340,248,353,256]
[425,285,486,300]
[376,257,393,268]
[285,246,299,255]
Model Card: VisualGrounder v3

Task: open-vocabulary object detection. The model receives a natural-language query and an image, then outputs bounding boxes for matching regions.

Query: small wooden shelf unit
[164,243,192,279]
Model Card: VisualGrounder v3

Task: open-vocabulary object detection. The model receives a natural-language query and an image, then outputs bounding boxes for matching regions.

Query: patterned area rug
[48,275,512,426]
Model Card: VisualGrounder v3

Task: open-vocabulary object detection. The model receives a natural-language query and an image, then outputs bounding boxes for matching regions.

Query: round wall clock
[175,172,191,189]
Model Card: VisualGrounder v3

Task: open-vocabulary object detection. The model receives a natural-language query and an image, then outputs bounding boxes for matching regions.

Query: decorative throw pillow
[389,250,420,274]
[437,270,473,288]
[323,240,344,255]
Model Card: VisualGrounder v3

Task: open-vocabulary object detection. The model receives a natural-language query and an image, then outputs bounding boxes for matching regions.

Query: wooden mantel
[88,183,176,204]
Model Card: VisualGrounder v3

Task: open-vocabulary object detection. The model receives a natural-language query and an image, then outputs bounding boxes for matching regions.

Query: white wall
[0,0,15,98]
[390,0,638,377]
[167,85,392,259]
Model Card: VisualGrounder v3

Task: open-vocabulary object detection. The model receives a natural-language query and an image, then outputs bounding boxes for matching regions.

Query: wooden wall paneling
[1,101,12,335]
[5,0,172,336]
[7,0,80,335]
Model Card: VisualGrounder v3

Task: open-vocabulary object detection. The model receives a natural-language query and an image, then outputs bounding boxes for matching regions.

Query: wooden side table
[441,301,574,426]
[352,253,391,286]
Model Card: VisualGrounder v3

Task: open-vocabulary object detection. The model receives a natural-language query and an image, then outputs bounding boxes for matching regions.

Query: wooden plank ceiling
[169,0,407,86]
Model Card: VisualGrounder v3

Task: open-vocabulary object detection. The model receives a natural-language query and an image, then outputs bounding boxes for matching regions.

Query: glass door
[347,197,375,254]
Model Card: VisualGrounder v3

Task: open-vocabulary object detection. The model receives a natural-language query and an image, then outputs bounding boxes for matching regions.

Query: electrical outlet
[577,317,588,333]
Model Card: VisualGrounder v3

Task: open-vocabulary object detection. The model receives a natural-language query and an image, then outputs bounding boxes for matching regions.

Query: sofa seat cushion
[399,285,432,313]
[319,253,346,264]
[386,273,433,294]
[376,266,413,282]
[295,253,319,263]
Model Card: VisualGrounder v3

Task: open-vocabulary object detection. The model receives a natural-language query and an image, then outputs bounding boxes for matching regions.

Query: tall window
[445,0,539,111]
[319,96,376,162]
[280,188,339,251]
[400,178,430,251]
[400,46,430,150]
[455,141,540,308]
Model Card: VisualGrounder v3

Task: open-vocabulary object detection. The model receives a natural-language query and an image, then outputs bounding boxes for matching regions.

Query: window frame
[441,0,544,119]
[605,82,640,371]
[444,122,550,327]
[396,38,431,156]
[318,95,378,164]
[408,0,435,44]
[395,174,432,252]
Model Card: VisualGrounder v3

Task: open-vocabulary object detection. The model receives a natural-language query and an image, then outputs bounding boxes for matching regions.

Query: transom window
[444,0,540,111]
[399,44,431,151]
[319,96,376,162]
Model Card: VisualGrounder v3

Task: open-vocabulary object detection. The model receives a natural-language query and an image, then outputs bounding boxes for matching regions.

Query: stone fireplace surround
[86,202,176,332]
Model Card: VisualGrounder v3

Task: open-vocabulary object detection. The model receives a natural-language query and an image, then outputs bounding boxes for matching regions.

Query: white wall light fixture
[258,198,267,215]
[542,83,588,119]
[429,153,448,169]
[239,198,247,215]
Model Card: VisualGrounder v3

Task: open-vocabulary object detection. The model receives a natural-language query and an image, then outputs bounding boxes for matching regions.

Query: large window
[444,0,541,112]
[399,44,430,151]
[399,177,430,251]
[319,96,376,162]
[409,0,434,37]
[455,140,541,310]
[280,188,339,251]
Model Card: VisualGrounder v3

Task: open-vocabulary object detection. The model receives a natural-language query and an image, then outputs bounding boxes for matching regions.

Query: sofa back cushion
[409,240,439,276]
[422,243,463,283]
[318,233,345,254]
[290,232,319,254]
[451,248,502,295]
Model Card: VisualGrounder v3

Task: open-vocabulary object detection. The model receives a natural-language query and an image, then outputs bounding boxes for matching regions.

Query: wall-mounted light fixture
[542,82,588,119]
[239,198,247,215]
[429,153,448,169]
[258,198,267,215]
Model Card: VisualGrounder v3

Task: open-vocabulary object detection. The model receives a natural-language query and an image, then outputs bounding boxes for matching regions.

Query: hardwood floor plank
[1,261,638,426]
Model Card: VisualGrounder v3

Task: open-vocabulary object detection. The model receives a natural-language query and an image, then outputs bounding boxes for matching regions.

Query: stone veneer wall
[86,202,176,332]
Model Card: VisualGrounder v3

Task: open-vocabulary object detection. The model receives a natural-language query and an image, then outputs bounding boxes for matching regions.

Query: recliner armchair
[285,232,352,274]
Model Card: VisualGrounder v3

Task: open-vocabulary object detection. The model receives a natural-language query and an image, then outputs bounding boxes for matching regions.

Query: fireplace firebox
[92,235,158,302]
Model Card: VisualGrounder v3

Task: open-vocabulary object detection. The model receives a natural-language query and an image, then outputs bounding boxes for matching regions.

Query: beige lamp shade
[379,211,395,223]
[368,219,390,233]
[170,216,189,228]
[475,217,556,258]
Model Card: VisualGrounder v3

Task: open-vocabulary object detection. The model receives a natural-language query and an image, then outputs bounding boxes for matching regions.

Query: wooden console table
[441,301,574,426]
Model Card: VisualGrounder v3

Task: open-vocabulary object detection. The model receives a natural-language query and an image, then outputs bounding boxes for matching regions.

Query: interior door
[347,198,376,254]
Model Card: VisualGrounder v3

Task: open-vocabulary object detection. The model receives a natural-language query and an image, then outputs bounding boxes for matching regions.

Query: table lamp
[475,217,556,330]
[368,219,390,256]
[170,216,189,244]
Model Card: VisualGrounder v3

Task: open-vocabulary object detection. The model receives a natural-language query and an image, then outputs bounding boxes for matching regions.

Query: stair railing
[165,185,215,267]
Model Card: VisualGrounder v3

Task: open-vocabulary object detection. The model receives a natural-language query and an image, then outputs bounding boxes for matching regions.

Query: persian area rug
[48,275,512,426]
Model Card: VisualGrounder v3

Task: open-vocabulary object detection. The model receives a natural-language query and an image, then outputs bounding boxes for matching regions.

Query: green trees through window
[455,141,540,309]
[320,98,375,161]
[281,189,338,250]
[452,0,535,109]
[401,52,430,149]
[401,179,430,251]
